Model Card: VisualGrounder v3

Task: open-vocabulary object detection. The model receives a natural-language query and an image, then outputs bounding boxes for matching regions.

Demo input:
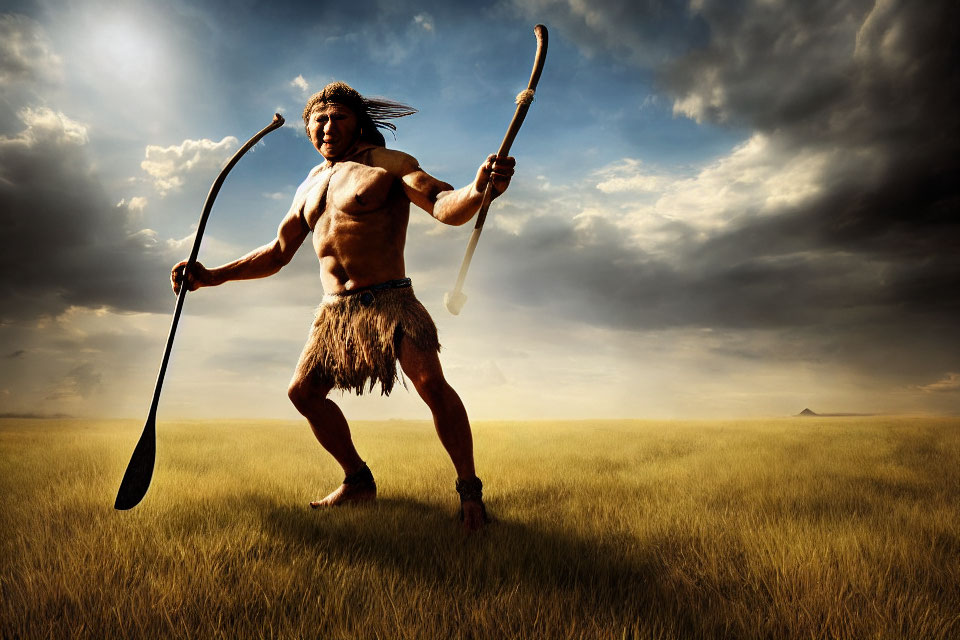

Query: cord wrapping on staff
[516,89,535,106]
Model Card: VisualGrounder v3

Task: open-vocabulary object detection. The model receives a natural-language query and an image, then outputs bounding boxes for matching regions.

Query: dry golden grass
[1,416,958,639]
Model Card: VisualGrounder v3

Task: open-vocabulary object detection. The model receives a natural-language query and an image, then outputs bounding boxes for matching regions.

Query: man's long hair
[302,81,417,147]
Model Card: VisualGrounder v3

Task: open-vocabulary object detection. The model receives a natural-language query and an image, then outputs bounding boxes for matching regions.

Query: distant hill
[796,408,875,417]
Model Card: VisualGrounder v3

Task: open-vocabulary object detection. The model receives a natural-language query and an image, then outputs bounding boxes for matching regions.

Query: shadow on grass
[250,492,700,635]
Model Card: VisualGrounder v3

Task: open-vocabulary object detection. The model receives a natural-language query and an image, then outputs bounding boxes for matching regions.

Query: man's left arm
[395,152,516,226]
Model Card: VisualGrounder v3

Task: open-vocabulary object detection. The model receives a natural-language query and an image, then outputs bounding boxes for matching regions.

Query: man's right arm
[171,202,309,294]
[396,152,515,227]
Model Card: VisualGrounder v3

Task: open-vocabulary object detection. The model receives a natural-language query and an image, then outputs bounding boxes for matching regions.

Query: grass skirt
[295,286,439,395]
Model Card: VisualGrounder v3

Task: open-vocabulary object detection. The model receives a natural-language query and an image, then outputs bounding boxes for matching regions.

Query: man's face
[308,103,360,160]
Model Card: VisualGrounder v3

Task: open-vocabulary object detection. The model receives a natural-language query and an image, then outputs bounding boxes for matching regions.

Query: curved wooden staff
[444,24,548,315]
[114,113,285,510]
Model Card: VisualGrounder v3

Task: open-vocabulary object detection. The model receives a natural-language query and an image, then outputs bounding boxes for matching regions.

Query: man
[171,82,514,531]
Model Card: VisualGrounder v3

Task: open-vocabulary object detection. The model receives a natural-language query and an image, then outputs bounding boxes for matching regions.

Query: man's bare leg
[287,378,376,507]
[398,335,489,530]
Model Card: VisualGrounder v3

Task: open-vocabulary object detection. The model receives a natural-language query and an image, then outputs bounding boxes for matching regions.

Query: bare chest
[301,161,397,231]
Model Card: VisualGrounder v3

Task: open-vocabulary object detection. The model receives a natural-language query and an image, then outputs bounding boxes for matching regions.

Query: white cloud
[117,196,148,213]
[492,213,527,236]
[919,373,960,393]
[648,134,832,230]
[126,228,158,248]
[413,13,434,32]
[594,159,667,193]
[576,134,837,255]
[164,231,244,265]
[140,136,239,195]
[166,233,193,253]
[571,206,625,249]
[2,107,89,147]
[525,133,837,261]
[671,67,726,124]
[0,13,62,83]
[290,74,309,92]
[128,196,148,212]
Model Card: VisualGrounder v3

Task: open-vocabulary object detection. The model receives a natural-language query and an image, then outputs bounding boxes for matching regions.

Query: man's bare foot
[309,482,376,508]
[456,477,491,532]
[461,500,489,531]
[310,462,376,509]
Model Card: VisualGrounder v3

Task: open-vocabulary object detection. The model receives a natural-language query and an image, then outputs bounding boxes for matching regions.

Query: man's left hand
[474,154,515,199]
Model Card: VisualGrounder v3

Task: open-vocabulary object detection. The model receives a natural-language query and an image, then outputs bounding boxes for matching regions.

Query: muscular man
[171,82,514,531]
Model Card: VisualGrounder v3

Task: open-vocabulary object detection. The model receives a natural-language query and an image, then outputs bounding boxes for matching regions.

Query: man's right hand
[171,260,214,294]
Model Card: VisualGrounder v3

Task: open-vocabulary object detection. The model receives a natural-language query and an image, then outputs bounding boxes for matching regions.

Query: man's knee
[410,369,452,404]
[288,376,328,412]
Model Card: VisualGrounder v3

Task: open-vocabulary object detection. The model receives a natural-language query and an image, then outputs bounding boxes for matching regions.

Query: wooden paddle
[114,113,285,510]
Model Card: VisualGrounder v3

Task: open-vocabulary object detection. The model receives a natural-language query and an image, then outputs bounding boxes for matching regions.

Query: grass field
[1,416,958,639]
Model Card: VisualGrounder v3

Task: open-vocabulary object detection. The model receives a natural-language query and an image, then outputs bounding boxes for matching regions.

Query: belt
[323,278,412,306]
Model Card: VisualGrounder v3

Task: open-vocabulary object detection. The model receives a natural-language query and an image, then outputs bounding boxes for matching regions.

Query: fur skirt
[294,285,440,395]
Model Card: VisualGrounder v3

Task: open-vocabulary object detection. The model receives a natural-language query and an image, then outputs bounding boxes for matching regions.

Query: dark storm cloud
[504,0,959,330]
[471,203,960,381]
[661,0,960,314]
[476,212,884,331]
[0,109,173,323]
[662,0,959,143]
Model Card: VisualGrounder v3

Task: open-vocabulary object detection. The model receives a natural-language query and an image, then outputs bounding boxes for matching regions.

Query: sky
[1,0,958,421]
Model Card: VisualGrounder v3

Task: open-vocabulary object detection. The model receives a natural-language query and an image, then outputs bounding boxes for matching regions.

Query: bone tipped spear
[114,113,285,511]
[444,24,548,315]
